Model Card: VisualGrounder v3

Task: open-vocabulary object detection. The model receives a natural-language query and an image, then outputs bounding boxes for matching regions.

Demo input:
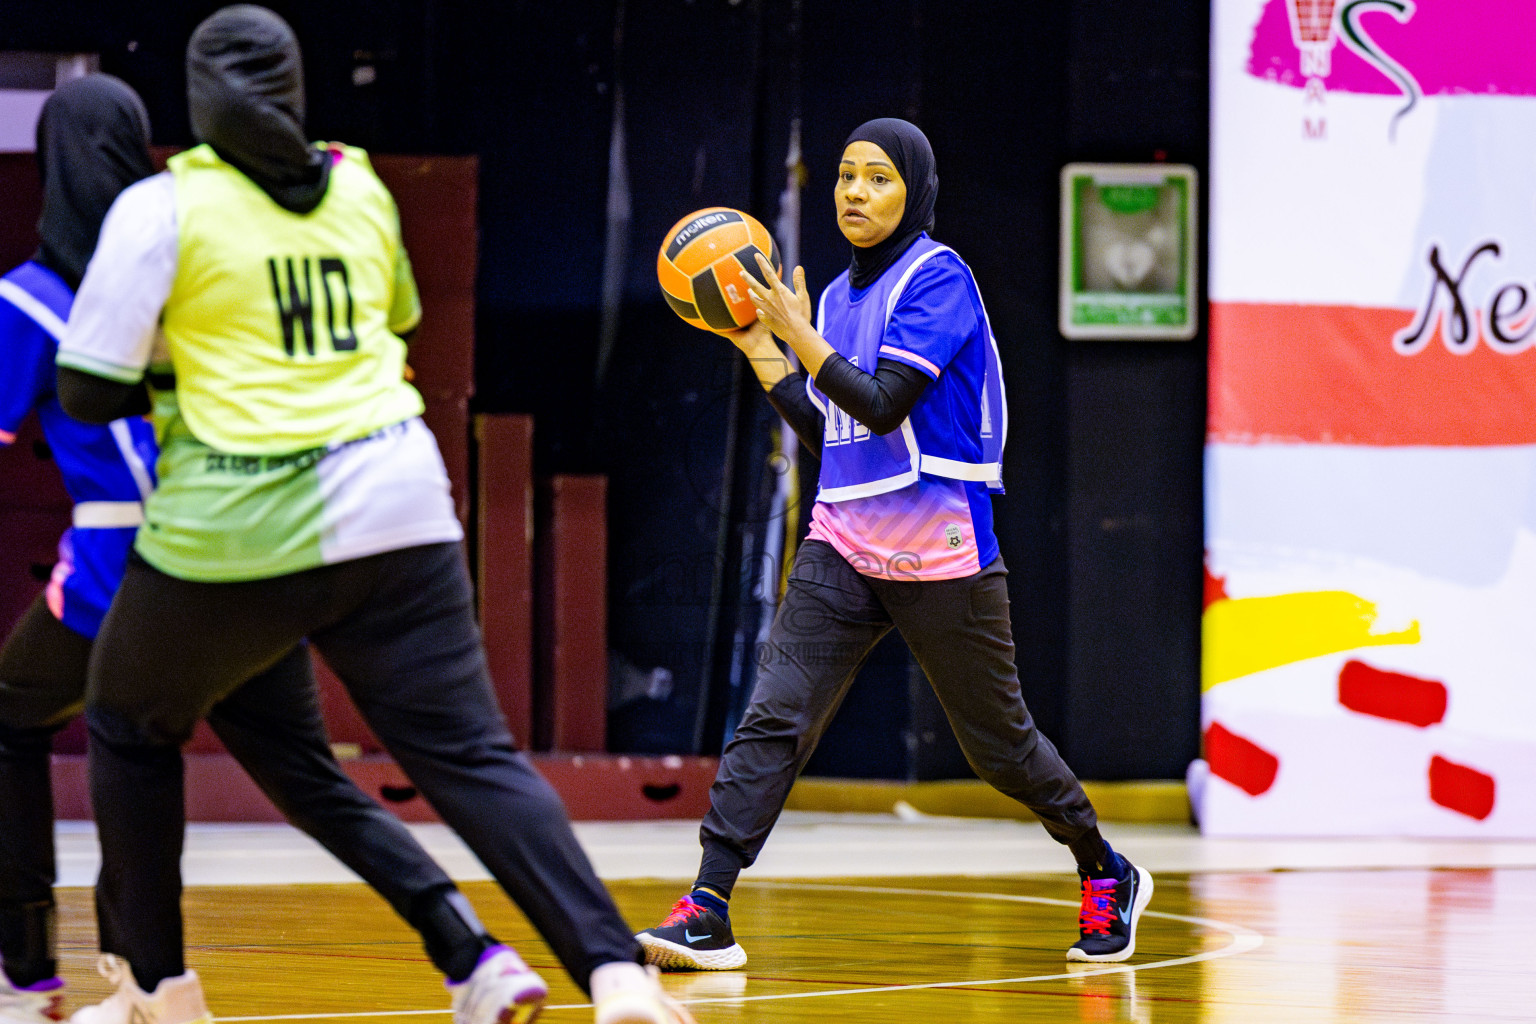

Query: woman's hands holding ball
[723,252,836,382]
[746,252,813,345]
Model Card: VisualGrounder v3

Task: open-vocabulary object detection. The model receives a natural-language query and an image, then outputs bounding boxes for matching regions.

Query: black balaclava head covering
[186,4,328,214]
[843,117,938,290]
[34,74,154,290]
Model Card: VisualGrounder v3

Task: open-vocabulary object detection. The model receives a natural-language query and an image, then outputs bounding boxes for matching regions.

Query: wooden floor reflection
[53,868,1536,1022]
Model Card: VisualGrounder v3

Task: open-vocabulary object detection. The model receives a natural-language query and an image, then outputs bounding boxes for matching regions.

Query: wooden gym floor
[48,815,1536,1022]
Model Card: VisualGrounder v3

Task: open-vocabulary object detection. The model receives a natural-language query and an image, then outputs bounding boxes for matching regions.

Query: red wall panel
[535,476,608,752]
[476,413,535,746]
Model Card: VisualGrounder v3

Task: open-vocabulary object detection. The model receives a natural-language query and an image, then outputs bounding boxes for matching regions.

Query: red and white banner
[1204,0,1536,836]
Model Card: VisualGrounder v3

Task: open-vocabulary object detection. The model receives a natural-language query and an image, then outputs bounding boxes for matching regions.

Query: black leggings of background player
[82,543,645,992]
[0,595,500,989]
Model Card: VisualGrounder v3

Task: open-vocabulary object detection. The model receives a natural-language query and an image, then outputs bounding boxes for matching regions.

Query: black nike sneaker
[1066,859,1153,962]
[636,894,748,971]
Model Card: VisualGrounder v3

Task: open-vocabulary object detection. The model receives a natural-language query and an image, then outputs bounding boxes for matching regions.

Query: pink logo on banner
[1248,0,1536,96]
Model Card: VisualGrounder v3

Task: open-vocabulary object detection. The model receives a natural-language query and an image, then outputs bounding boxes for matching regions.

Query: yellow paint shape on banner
[1202,591,1420,692]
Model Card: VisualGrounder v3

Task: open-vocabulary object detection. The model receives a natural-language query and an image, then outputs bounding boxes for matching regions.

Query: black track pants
[697,540,1098,893]
[0,595,457,985]
[85,542,639,992]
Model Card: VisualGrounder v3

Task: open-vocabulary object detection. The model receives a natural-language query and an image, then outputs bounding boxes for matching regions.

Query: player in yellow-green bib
[164,141,424,453]
[55,7,695,1024]
[62,137,434,581]
[0,74,560,1024]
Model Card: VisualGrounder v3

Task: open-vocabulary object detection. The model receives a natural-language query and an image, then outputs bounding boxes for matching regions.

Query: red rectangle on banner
[1428,754,1496,821]
[1209,301,1536,447]
[1205,720,1280,797]
[1337,660,1447,728]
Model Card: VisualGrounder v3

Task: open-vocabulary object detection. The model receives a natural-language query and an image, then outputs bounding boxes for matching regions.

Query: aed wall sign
[1059,162,1198,341]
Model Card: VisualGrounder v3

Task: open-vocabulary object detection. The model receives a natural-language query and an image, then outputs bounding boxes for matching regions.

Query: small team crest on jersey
[945,523,963,549]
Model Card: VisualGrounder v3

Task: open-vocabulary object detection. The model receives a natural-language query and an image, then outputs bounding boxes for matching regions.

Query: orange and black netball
[657,206,782,333]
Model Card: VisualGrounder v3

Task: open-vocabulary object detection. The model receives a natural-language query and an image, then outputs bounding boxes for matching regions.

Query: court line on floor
[218,880,1264,1021]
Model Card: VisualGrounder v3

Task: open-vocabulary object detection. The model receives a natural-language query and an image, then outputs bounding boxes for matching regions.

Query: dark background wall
[1,0,1208,780]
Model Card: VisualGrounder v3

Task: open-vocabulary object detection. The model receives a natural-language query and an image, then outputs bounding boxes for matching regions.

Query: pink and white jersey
[807,476,995,581]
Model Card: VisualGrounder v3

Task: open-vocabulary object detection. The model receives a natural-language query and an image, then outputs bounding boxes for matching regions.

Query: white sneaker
[67,957,210,1024]
[591,963,698,1024]
[0,971,62,1024]
[447,945,547,1024]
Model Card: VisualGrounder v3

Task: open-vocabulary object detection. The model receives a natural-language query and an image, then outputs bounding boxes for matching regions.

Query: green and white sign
[1059,163,1198,340]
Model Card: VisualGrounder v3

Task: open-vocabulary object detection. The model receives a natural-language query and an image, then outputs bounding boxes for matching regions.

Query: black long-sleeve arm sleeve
[765,372,824,454]
[816,354,931,434]
[763,355,932,455]
[56,365,151,424]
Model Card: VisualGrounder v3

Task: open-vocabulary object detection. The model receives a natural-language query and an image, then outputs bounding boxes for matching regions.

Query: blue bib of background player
[0,261,157,638]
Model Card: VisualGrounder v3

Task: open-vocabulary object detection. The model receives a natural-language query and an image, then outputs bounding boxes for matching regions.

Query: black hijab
[34,74,154,290]
[186,4,328,214]
[843,118,938,290]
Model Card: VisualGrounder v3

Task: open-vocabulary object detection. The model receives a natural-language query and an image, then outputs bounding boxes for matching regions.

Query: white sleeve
[56,172,178,383]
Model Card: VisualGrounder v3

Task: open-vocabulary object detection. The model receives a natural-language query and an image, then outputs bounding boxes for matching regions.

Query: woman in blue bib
[638,118,1151,970]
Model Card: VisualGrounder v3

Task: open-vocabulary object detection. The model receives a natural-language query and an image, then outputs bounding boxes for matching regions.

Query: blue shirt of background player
[0,260,157,639]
